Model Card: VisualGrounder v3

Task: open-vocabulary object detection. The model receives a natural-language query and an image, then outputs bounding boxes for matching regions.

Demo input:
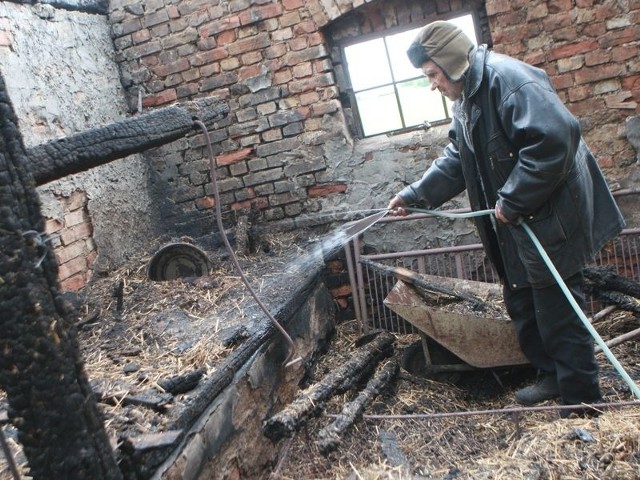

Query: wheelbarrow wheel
[401,338,470,383]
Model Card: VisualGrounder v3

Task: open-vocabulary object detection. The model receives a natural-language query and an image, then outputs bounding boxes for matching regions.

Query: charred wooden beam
[27,97,229,186]
[157,368,205,395]
[0,72,122,479]
[316,357,400,456]
[587,290,640,314]
[262,331,395,442]
[98,389,173,412]
[584,266,640,298]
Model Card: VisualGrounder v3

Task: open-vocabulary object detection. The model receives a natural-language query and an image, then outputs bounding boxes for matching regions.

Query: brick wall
[486,0,640,167]
[110,0,638,239]
[110,0,490,238]
[44,191,97,292]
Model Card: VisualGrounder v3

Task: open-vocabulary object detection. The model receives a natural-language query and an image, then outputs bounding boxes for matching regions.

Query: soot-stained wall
[0,1,161,291]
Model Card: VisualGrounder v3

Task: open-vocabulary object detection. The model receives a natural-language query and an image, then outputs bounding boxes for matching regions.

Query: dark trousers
[503,271,602,405]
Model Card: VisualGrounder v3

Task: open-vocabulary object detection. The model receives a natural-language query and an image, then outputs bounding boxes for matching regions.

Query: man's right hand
[387,195,409,216]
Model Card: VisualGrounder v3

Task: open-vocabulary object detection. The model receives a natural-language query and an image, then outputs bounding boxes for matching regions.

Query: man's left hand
[494,202,509,224]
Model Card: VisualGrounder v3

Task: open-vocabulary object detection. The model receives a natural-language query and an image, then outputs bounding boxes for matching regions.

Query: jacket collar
[464,44,488,99]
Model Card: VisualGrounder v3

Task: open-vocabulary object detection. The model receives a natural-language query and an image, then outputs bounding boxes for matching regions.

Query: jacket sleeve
[397,125,467,208]
[496,79,581,222]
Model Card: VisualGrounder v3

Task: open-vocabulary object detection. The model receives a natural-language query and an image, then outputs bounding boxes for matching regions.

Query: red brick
[60,273,88,292]
[217,30,236,45]
[216,148,253,166]
[153,58,190,76]
[282,0,304,9]
[547,0,573,13]
[86,250,98,268]
[191,48,227,67]
[568,85,593,103]
[485,0,511,15]
[45,218,64,235]
[308,32,325,47]
[300,91,320,106]
[57,256,87,281]
[273,69,293,85]
[142,89,178,107]
[238,64,262,81]
[574,63,626,85]
[329,284,352,297]
[584,50,611,66]
[293,62,312,78]
[279,11,300,28]
[288,73,334,94]
[307,183,347,198]
[60,223,93,246]
[526,3,548,21]
[567,97,606,117]
[64,209,85,227]
[132,29,151,44]
[293,21,319,35]
[67,190,87,210]
[598,25,640,48]
[548,40,598,61]
[55,241,87,265]
[199,16,241,36]
[227,33,271,56]
[523,50,546,66]
[195,196,216,210]
[612,45,639,62]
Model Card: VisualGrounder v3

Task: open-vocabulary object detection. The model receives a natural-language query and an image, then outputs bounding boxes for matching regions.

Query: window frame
[339,12,479,139]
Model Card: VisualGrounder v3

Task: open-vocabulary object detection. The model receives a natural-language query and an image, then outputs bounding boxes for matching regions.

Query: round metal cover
[147,243,210,281]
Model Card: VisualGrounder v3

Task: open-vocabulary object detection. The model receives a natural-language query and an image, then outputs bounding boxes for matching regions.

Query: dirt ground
[1,227,639,479]
[270,315,640,480]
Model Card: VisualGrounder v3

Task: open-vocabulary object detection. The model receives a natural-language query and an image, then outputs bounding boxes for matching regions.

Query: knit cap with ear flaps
[407,20,474,82]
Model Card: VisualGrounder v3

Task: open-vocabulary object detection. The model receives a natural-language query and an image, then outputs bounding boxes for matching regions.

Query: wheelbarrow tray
[383,273,529,368]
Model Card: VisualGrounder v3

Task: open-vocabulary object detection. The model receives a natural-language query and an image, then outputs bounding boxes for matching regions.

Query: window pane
[355,85,402,136]
[344,38,392,91]
[386,27,422,82]
[397,78,447,125]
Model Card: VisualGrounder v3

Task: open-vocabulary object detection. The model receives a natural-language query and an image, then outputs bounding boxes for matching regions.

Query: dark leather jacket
[398,45,625,288]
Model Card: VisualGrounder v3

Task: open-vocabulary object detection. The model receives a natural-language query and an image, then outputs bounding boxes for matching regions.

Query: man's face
[421,61,464,101]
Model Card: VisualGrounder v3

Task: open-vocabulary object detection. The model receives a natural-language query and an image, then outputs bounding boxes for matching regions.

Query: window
[343,14,478,138]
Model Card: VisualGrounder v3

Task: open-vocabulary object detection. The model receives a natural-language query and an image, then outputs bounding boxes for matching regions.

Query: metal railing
[345,204,640,334]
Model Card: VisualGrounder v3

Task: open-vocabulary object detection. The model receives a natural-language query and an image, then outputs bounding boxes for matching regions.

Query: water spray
[194,119,301,368]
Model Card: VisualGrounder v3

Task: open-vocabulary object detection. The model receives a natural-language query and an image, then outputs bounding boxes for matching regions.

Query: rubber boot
[515,374,560,406]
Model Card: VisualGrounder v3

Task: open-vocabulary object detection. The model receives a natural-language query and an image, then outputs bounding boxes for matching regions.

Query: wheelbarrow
[372,261,529,370]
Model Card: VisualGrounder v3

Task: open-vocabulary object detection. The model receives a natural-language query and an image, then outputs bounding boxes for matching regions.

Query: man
[388,21,625,416]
